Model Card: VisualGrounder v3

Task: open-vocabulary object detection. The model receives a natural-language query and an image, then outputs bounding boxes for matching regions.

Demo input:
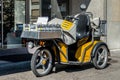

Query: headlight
[27,42,34,49]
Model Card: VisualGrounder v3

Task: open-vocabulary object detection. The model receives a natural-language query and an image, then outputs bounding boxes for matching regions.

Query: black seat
[75,13,90,40]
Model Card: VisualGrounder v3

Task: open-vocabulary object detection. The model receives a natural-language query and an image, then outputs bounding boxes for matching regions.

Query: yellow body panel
[58,42,68,63]
[53,41,100,63]
[75,41,99,63]
[61,20,73,31]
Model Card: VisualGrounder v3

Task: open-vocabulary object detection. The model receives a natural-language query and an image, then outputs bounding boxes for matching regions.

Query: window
[0,0,26,49]
[29,0,69,23]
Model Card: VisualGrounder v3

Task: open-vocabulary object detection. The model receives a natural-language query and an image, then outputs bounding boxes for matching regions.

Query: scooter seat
[75,13,90,40]
[76,32,89,40]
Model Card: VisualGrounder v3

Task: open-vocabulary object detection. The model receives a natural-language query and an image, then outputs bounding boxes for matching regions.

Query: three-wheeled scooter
[21,4,110,77]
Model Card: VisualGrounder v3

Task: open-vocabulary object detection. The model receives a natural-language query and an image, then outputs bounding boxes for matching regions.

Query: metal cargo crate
[21,24,62,39]
[21,31,62,39]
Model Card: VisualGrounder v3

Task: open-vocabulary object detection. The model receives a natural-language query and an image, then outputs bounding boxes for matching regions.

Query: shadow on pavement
[0,55,112,76]
[0,54,32,76]
[55,58,111,73]
[54,63,94,73]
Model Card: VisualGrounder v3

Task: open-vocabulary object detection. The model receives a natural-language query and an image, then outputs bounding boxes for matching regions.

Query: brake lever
[73,18,79,20]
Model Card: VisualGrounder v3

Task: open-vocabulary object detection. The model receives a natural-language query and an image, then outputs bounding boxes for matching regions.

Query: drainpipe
[25,0,30,24]
[103,0,107,43]
[104,0,107,20]
[105,0,107,43]
[1,0,3,48]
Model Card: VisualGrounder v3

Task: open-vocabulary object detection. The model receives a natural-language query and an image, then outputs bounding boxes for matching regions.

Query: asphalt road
[0,51,120,80]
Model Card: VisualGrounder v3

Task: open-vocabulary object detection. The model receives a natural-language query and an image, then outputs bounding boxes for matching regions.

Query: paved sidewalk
[0,51,120,80]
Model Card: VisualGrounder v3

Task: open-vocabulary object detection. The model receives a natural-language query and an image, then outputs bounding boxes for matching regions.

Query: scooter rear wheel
[92,44,108,69]
[31,49,53,77]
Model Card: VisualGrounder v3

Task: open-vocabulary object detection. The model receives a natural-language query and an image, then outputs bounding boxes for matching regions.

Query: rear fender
[91,42,110,59]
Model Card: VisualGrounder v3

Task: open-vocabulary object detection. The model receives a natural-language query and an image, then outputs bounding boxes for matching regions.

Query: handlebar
[65,16,80,21]
[65,11,93,21]
[85,12,93,18]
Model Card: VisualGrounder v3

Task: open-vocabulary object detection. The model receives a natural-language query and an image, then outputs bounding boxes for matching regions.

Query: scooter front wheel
[31,49,53,77]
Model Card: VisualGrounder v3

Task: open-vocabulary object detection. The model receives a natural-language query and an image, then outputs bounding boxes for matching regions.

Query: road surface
[0,51,120,80]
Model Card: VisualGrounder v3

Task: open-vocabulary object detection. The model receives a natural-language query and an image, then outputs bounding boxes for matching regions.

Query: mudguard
[91,42,110,59]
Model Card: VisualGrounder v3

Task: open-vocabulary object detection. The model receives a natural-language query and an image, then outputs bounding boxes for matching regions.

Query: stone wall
[69,0,120,50]
[107,0,120,50]
[69,0,105,19]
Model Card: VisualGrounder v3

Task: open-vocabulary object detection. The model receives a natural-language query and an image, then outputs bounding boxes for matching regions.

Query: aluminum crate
[21,24,62,39]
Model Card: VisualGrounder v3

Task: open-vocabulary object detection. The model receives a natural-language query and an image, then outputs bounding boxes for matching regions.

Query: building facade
[0,0,120,50]
[87,0,120,50]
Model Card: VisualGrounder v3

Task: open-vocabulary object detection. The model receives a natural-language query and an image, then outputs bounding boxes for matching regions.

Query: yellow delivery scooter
[21,4,110,77]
